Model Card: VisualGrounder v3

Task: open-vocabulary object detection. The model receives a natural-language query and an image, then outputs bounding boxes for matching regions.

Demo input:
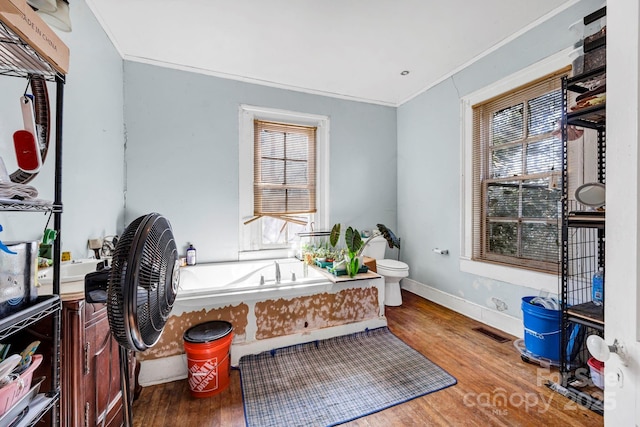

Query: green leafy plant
[344,226,363,277]
[325,223,341,262]
[328,223,400,278]
[330,223,341,249]
[355,223,401,257]
[314,246,329,259]
[374,223,401,250]
[344,226,362,254]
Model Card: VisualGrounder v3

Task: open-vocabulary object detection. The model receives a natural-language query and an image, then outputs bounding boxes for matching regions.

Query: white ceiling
[86,0,572,106]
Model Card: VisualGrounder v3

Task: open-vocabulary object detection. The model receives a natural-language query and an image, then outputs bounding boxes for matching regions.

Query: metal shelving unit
[549,63,606,415]
[0,295,61,342]
[0,20,59,80]
[0,2,66,425]
[0,201,59,212]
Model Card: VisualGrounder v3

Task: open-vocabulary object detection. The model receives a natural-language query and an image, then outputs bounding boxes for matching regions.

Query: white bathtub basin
[37,259,106,298]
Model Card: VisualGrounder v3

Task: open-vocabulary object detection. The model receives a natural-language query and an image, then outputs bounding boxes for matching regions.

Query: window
[471,69,568,273]
[239,105,329,254]
[249,120,316,243]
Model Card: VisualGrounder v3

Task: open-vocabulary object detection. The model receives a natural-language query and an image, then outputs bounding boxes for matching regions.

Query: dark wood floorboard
[132,290,603,426]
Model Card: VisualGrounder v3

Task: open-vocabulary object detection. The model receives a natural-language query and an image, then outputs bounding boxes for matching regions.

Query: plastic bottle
[592,267,604,306]
[186,244,197,266]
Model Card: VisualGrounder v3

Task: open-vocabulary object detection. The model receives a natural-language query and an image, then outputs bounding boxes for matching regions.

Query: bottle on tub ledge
[186,244,197,266]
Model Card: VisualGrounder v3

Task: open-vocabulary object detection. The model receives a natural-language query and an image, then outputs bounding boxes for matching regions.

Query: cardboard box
[0,0,19,13]
[363,256,377,273]
[0,0,69,74]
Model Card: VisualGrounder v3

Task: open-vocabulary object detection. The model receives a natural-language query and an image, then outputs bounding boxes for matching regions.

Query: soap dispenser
[186,244,197,266]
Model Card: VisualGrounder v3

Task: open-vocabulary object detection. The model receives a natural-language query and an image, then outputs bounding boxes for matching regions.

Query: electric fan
[85,213,180,426]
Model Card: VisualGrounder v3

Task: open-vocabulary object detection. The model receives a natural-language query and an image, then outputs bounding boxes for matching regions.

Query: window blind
[245,120,317,226]
[472,67,570,273]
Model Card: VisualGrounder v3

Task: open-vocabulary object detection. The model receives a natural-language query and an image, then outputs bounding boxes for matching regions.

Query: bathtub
[138,257,386,386]
[177,258,327,302]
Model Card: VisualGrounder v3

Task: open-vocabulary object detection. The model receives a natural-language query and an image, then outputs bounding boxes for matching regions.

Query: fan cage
[108,213,179,352]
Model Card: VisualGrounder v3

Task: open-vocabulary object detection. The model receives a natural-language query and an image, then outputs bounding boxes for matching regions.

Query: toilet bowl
[376,259,409,306]
[361,235,409,306]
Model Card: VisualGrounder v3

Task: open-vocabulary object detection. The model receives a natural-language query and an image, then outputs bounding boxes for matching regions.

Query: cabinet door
[61,299,138,427]
[61,299,86,427]
[84,302,125,427]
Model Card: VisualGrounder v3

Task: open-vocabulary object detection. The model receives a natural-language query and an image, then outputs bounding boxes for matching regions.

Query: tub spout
[274,261,281,284]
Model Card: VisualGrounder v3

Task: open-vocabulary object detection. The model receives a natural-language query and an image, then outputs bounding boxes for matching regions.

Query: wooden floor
[132,290,604,426]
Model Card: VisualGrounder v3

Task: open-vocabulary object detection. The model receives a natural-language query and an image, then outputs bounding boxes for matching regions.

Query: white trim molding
[238,104,330,254]
[402,279,524,339]
[459,47,572,293]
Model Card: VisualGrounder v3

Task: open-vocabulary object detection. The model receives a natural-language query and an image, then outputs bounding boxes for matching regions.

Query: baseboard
[138,354,189,387]
[138,317,388,387]
[402,278,523,339]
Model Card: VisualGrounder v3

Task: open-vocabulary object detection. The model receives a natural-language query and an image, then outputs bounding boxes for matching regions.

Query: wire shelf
[0,20,59,81]
[0,295,61,341]
[0,199,60,212]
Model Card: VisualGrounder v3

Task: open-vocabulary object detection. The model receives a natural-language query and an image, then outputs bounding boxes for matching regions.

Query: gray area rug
[239,327,457,427]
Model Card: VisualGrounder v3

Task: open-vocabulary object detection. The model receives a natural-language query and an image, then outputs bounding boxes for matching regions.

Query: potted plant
[327,223,401,278]
[337,223,402,274]
[314,246,329,262]
[343,226,364,277]
[326,249,340,264]
[329,223,364,278]
[301,242,314,265]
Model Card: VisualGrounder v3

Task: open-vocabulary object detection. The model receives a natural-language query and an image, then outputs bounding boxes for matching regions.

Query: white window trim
[239,104,330,259]
[459,47,573,293]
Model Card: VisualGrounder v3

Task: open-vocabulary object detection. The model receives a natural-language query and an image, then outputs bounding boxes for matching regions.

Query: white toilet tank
[361,235,388,260]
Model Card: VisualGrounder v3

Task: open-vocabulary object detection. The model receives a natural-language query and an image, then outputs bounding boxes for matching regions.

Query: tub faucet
[274,261,281,284]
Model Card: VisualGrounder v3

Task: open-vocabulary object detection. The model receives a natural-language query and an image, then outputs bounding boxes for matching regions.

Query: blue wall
[396,0,605,319]
[0,0,124,260]
[123,63,397,262]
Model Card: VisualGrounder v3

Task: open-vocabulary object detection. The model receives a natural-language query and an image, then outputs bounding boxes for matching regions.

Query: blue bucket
[521,296,561,362]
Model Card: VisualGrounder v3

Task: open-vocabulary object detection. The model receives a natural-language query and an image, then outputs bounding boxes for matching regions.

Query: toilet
[361,235,409,306]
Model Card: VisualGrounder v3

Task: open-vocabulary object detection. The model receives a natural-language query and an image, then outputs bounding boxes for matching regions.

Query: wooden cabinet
[60,298,133,427]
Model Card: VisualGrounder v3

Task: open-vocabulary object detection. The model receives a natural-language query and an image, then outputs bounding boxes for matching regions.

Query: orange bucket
[183,321,233,398]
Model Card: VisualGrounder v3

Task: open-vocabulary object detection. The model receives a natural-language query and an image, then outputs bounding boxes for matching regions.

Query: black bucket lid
[183,320,233,343]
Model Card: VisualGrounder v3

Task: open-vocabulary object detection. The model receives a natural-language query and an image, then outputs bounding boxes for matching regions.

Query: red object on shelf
[0,354,42,416]
[12,130,41,173]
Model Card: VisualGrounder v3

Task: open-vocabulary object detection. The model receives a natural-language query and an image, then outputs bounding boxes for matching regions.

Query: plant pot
[344,254,361,278]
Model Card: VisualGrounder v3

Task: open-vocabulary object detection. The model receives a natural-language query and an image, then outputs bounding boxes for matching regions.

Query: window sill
[459,257,559,294]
